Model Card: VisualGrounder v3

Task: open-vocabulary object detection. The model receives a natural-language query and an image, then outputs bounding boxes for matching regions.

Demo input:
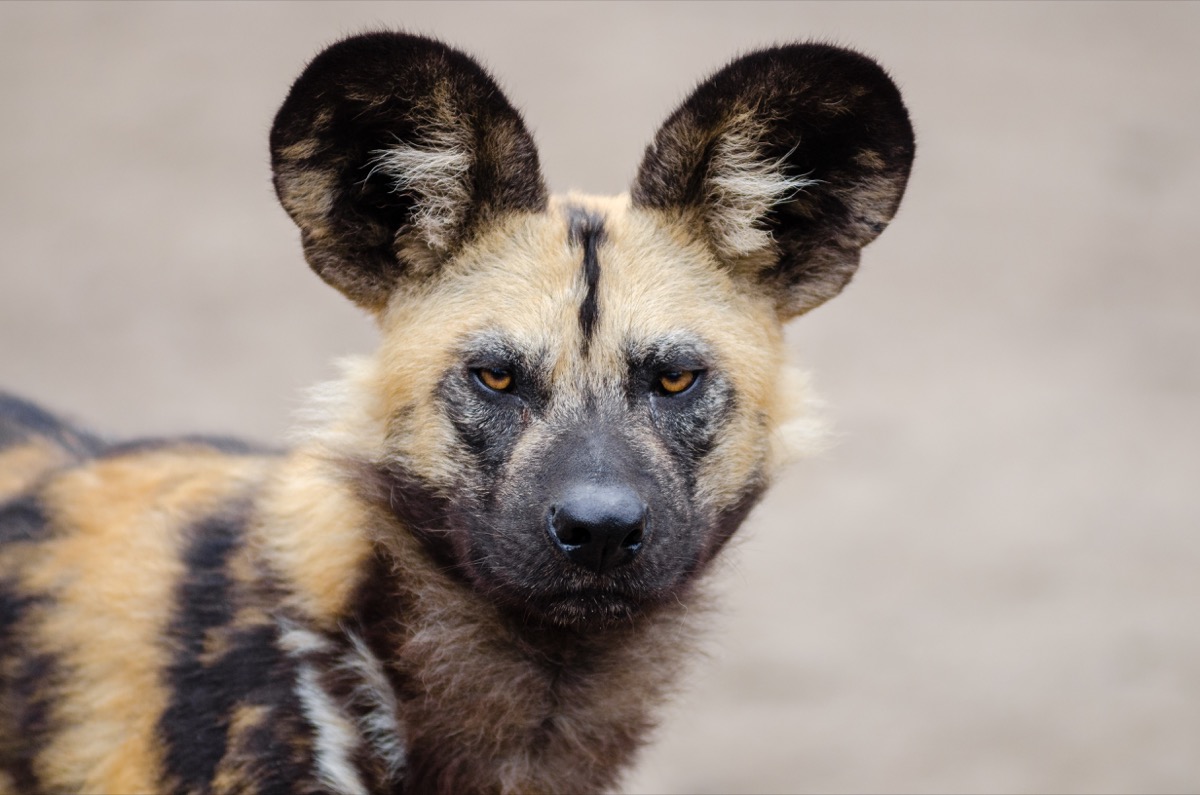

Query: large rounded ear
[632,44,915,318]
[271,32,548,311]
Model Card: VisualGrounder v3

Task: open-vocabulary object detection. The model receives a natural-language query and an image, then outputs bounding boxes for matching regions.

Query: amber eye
[476,368,514,392]
[657,370,697,395]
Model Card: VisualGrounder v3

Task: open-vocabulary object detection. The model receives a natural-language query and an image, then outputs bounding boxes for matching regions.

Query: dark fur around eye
[457,333,550,406]
[626,338,711,404]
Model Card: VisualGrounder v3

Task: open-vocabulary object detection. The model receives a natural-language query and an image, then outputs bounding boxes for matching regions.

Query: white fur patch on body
[278,621,407,792]
[280,625,370,795]
[338,631,407,785]
[296,661,370,795]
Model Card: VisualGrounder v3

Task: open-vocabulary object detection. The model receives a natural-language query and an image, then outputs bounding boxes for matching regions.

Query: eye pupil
[658,370,696,395]
[478,368,513,392]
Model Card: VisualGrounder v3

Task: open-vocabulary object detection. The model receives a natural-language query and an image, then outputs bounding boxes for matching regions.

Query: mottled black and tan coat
[0,32,914,795]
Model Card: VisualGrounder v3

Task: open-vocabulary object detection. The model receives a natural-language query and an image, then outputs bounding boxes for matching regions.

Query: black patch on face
[377,328,750,629]
[0,494,50,544]
[437,334,551,477]
[362,325,749,631]
[158,501,311,794]
[566,207,606,351]
[0,392,102,457]
[625,338,737,485]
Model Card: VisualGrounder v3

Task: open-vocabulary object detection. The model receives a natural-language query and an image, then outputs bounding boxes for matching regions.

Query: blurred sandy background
[2,2,1198,792]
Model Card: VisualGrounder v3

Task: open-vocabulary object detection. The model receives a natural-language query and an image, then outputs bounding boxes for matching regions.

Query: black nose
[549,484,647,574]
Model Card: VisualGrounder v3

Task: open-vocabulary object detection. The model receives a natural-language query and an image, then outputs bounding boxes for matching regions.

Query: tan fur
[0,442,75,500]
[20,452,272,792]
[252,452,376,628]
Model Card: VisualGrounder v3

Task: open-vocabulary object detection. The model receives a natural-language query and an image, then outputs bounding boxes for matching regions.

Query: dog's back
[0,397,299,794]
[0,395,101,500]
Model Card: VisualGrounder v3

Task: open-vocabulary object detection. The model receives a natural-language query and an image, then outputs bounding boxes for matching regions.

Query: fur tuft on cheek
[768,364,831,469]
[288,357,392,462]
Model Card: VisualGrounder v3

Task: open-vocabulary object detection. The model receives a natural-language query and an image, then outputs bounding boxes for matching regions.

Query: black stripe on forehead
[566,206,606,350]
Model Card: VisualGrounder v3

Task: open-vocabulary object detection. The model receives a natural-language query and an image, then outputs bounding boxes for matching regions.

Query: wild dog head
[271,33,914,628]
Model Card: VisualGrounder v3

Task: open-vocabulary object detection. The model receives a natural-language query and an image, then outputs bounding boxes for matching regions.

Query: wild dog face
[271,33,914,628]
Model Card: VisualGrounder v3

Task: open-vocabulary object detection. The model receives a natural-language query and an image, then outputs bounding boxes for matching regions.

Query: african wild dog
[0,31,913,794]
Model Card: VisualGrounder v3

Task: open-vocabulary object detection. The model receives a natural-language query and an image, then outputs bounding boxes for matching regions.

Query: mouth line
[525,588,643,628]
[546,584,673,615]
[541,587,634,603]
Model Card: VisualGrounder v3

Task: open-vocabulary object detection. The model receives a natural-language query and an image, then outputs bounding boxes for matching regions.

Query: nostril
[555,523,592,548]
[620,525,643,550]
